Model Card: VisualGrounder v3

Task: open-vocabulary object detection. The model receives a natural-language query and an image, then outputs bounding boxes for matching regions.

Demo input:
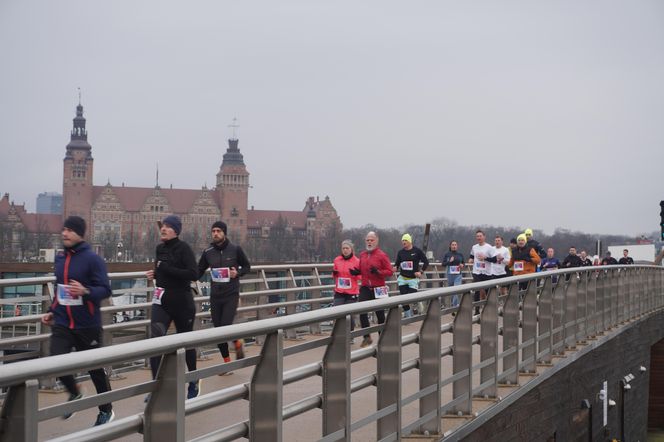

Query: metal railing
[0,265,661,441]
[0,263,464,365]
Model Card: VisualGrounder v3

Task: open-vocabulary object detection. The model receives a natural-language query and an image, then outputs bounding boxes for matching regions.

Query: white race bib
[152,286,165,305]
[337,277,351,289]
[57,284,83,306]
[474,261,486,270]
[211,267,231,283]
[513,261,525,272]
[400,261,414,271]
[373,286,389,299]
[449,266,460,275]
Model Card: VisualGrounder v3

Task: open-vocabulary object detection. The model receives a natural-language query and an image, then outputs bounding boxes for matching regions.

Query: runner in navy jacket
[41,216,114,426]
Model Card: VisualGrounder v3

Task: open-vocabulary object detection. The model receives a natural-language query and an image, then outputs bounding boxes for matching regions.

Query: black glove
[370,266,379,275]
[349,268,361,276]
[332,270,339,276]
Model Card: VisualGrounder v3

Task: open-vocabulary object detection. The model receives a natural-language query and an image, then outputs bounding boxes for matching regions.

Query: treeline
[340,217,641,262]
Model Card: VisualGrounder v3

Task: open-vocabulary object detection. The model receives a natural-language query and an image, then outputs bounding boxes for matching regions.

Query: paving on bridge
[34,315,569,442]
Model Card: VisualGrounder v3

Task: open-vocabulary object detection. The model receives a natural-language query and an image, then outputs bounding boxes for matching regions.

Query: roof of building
[93,185,210,214]
[247,209,307,229]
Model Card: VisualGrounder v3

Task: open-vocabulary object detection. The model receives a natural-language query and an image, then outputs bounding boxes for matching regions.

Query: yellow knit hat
[401,233,412,243]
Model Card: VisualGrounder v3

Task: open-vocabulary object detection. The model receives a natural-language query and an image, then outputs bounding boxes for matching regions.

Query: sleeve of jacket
[197,251,209,280]
[530,248,541,266]
[162,243,198,281]
[394,252,402,270]
[419,249,429,271]
[85,255,112,302]
[379,252,393,277]
[236,246,251,277]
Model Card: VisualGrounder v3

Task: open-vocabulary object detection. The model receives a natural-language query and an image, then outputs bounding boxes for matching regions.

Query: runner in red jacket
[358,231,393,347]
[332,240,361,338]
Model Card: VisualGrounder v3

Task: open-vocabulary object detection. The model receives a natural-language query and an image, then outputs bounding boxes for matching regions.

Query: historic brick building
[0,102,342,262]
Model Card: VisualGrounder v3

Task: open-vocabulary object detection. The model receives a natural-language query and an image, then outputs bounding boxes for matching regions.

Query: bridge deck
[34,315,552,441]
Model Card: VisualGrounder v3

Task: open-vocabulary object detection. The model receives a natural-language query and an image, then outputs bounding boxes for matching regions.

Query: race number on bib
[152,286,165,305]
[400,261,414,271]
[337,277,351,289]
[513,261,525,272]
[449,266,460,275]
[474,261,486,270]
[374,286,389,299]
[57,284,82,306]
[211,267,231,283]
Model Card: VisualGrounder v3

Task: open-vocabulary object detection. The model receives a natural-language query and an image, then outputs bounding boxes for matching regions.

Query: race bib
[474,261,486,270]
[57,284,82,306]
[449,266,460,275]
[400,261,414,271]
[513,261,525,272]
[211,267,231,283]
[337,277,351,289]
[152,286,165,305]
[374,286,389,299]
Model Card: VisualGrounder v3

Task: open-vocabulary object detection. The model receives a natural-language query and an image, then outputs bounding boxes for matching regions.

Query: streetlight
[116,241,124,262]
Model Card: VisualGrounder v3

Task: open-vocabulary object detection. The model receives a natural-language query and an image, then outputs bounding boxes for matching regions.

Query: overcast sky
[1,1,663,236]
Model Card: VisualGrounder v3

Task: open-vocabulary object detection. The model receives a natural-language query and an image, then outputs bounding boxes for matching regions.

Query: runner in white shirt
[487,235,511,295]
[467,230,493,314]
[488,236,510,278]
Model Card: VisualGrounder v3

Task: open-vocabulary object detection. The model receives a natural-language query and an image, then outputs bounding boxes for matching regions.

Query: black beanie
[162,215,182,236]
[212,221,227,235]
[64,216,86,238]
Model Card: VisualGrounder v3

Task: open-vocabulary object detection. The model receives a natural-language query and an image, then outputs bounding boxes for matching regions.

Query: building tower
[62,99,94,224]
[216,133,249,242]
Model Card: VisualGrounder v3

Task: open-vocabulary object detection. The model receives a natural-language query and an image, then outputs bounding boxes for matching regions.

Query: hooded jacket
[50,241,111,329]
[508,245,541,275]
[333,253,361,295]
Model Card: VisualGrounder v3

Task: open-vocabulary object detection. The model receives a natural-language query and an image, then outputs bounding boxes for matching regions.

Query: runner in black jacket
[198,221,251,365]
[146,215,200,399]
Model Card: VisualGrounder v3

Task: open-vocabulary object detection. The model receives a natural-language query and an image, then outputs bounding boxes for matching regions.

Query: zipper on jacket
[64,251,75,329]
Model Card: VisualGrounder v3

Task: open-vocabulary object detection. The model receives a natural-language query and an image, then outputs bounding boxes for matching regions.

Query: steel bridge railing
[0,265,662,441]
[0,263,467,365]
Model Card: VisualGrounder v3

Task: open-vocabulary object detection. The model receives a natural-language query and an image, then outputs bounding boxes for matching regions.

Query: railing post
[617,269,626,323]
[537,277,552,364]
[610,269,618,327]
[551,275,565,355]
[521,279,537,373]
[285,269,298,339]
[577,272,587,342]
[255,269,271,346]
[479,287,498,397]
[586,271,597,338]
[501,283,519,386]
[0,379,39,442]
[144,348,186,442]
[322,315,351,440]
[376,307,402,440]
[564,275,577,350]
[418,297,441,434]
[39,282,58,389]
[452,291,473,414]
[310,267,323,335]
[250,330,283,442]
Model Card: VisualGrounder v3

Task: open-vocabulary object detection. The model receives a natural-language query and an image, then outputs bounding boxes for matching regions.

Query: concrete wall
[462,310,664,442]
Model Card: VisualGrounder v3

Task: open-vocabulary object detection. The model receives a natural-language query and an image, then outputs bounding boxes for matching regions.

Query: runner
[41,216,114,426]
[197,221,251,369]
[440,240,464,307]
[332,240,361,339]
[618,249,634,265]
[358,231,393,347]
[468,230,493,314]
[487,235,511,295]
[393,233,429,318]
[540,247,561,284]
[508,234,541,291]
[146,215,200,399]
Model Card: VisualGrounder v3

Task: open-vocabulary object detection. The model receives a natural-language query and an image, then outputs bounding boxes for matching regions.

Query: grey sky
[1,1,663,236]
